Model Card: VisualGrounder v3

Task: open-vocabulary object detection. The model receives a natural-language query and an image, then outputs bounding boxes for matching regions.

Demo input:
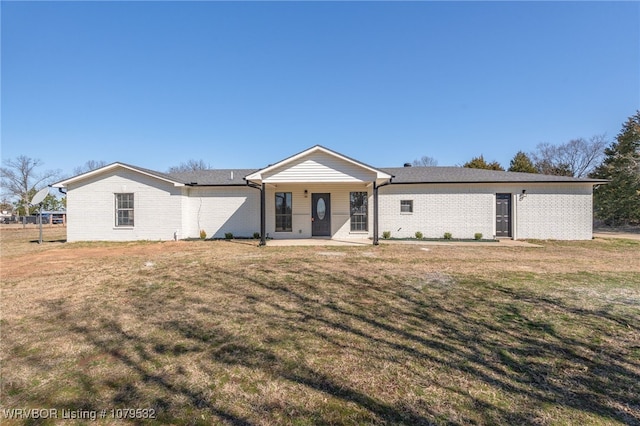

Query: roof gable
[245,145,392,184]
[52,162,184,188]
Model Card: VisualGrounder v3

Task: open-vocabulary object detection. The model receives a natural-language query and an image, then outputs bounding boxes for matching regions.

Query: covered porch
[244,146,392,246]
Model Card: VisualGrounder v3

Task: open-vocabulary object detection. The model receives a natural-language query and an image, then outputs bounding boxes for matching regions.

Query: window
[115,193,134,227]
[350,192,368,232]
[275,192,292,232]
[401,200,413,213]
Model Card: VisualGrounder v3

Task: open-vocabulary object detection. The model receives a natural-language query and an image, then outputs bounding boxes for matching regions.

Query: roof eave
[52,162,185,188]
[389,179,609,185]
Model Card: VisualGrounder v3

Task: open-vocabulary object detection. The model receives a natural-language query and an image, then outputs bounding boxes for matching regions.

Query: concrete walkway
[265,238,373,247]
[265,238,541,247]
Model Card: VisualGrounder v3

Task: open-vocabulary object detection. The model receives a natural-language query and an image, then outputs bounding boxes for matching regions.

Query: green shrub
[444,232,452,240]
[382,231,391,239]
[474,232,483,240]
[253,232,260,239]
[224,232,234,240]
[199,229,207,240]
[415,231,423,239]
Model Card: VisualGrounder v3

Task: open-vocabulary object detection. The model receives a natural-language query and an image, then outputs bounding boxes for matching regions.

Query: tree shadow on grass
[19,255,640,425]
[218,265,640,425]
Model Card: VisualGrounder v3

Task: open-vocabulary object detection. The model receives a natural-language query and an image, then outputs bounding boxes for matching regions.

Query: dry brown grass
[1,226,639,425]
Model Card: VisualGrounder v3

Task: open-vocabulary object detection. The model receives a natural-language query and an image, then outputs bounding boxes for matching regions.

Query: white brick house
[53,146,606,243]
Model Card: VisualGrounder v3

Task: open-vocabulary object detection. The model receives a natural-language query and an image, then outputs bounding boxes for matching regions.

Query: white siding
[180,187,190,241]
[515,183,593,240]
[379,184,494,240]
[185,187,260,239]
[378,183,594,240]
[66,169,183,242]
[263,151,377,183]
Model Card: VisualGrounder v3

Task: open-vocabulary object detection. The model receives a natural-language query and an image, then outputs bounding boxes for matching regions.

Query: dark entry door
[312,193,331,236]
[496,193,512,238]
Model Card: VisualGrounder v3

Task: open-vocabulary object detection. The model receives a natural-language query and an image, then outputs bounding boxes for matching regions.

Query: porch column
[373,182,379,245]
[260,183,266,246]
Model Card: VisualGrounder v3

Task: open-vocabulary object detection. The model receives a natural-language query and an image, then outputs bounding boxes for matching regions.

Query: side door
[496,193,512,237]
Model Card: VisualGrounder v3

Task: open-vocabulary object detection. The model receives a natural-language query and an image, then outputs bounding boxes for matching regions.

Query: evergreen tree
[508,151,538,173]
[463,155,504,171]
[534,159,573,177]
[591,111,640,225]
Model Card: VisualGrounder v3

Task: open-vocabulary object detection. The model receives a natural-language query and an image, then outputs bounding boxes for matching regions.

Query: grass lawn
[1,226,639,425]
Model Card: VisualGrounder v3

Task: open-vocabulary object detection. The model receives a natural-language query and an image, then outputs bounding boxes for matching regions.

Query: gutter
[49,184,67,195]
[185,183,252,187]
[388,180,609,185]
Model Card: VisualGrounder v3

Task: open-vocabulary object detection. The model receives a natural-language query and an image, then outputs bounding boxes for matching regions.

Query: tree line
[410,112,639,225]
[2,112,639,225]
[413,134,608,178]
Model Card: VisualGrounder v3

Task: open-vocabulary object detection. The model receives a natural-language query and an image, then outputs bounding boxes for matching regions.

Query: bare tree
[531,135,607,177]
[1,156,61,215]
[73,160,107,176]
[167,159,211,174]
[411,156,438,167]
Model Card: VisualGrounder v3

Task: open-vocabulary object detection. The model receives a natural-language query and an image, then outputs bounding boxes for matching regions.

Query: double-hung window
[115,193,134,227]
[350,192,368,232]
[275,192,292,232]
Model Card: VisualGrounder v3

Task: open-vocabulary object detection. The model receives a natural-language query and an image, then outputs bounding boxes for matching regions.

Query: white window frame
[115,193,134,227]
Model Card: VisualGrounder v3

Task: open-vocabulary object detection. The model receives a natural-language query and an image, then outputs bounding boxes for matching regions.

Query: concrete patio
[264,238,542,247]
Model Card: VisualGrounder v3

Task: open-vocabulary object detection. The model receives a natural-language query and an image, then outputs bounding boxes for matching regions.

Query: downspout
[373,180,392,245]
[260,183,266,246]
[513,193,518,241]
[246,180,266,246]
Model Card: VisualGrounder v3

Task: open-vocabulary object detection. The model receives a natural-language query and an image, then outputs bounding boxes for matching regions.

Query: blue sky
[2,1,639,178]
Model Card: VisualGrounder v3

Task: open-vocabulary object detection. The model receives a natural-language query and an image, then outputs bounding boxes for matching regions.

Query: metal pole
[373,182,379,245]
[39,206,43,244]
[260,183,266,246]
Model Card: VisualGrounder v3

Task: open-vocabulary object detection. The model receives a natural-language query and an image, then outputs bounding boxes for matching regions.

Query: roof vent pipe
[230,171,234,180]
[404,163,412,167]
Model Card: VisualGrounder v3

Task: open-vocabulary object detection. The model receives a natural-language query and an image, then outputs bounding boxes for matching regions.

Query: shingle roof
[164,166,606,185]
[381,167,607,184]
[167,169,258,185]
[119,163,181,183]
[57,161,605,188]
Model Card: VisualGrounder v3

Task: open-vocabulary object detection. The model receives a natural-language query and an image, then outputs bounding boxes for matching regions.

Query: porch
[244,145,393,246]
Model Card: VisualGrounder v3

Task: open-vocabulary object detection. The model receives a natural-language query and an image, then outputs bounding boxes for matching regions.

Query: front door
[312,193,331,236]
[496,193,512,238]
